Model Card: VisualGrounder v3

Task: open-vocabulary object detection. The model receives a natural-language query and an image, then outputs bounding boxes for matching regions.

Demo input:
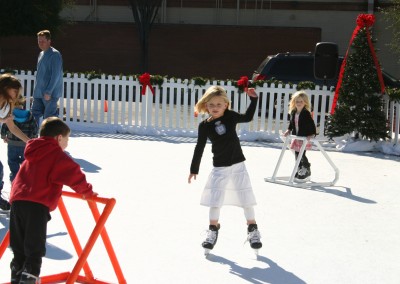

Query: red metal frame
[0,191,126,284]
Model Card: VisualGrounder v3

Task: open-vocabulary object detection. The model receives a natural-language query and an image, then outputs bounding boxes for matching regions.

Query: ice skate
[19,271,40,284]
[11,264,22,284]
[202,224,220,256]
[247,224,262,254]
[295,166,310,182]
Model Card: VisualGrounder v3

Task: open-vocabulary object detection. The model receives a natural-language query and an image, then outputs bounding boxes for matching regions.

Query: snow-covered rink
[1,132,400,284]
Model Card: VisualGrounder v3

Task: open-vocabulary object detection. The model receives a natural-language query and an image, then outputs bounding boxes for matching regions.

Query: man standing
[32,30,63,126]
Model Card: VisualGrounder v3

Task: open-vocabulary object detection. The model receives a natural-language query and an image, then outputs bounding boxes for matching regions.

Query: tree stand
[265,135,339,188]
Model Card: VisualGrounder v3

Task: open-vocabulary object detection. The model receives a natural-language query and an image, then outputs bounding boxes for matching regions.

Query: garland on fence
[51,69,400,103]
[86,70,103,80]
[148,74,164,89]
[386,87,400,102]
[191,76,208,87]
[296,81,316,91]
[232,75,315,92]
[1,68,319,93]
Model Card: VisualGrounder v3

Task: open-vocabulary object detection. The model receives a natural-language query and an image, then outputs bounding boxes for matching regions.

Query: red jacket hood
[24,136,62,162]
[10,137,93,211]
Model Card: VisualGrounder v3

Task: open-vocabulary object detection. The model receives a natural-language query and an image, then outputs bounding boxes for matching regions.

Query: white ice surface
[1,131,400,284]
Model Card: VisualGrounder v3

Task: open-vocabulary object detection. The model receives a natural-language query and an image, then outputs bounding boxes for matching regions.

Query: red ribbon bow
[356,14,375,28]
[237,76,249,92]
[139,73,155,95]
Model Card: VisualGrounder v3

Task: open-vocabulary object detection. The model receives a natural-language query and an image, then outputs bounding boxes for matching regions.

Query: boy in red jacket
[8,117,97,284]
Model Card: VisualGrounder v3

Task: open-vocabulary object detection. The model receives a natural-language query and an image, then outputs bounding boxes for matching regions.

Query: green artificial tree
[325,14,389,142]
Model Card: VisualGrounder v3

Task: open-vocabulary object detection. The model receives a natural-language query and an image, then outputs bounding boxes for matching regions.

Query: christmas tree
[325,14,389,141]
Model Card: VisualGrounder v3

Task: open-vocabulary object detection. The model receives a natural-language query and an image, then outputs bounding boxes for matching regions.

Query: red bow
[356,14,375,28]
[139,73,155,95]
[237,76,249,92]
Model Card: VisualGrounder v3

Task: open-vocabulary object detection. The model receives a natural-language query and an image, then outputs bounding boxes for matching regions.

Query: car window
[256,56,273,73]
[269,57,314,79]
[254,54,398,88]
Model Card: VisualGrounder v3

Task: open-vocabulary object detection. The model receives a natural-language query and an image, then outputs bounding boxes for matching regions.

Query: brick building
[0,0,398,79]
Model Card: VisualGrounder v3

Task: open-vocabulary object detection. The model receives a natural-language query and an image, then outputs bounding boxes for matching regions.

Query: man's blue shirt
[33,47,63,99]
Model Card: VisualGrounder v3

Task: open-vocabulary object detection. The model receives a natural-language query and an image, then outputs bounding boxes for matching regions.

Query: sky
[0,127,400,284]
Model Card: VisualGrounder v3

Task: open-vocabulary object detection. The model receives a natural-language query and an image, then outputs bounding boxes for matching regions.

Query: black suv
[252,52,400,89]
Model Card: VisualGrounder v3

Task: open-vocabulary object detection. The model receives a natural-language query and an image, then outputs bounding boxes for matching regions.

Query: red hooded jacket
[10,136,93,211]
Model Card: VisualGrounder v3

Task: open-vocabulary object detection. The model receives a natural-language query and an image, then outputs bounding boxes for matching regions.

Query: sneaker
[0,195,10,211]
[202,224,220,250]
[19,271,40,284]
[247,224,262,249]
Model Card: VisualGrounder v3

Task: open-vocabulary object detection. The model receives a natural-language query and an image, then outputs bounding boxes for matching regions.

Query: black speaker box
[314,42,339,80]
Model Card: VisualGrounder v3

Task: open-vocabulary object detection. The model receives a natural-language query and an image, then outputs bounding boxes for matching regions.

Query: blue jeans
[31,97,60,127]
[8,145,25,182]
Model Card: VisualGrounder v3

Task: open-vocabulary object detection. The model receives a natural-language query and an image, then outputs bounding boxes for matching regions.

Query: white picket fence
[8,70,400,144]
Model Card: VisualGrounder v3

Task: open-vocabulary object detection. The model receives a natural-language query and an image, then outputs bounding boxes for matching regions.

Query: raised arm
[236,88,259,123]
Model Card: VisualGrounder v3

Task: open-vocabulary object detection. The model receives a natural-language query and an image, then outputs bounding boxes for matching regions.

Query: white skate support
[265,135,339,188]
[204,248,211,256]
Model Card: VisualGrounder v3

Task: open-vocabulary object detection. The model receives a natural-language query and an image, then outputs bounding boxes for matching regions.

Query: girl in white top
[0,74,30,142]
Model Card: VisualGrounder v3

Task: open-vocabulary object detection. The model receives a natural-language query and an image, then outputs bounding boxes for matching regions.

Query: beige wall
[60,3,398,78]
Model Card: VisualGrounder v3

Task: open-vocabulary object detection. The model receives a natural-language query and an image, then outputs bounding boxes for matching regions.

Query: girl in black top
[284,90,317,181]
[188,86,262,253]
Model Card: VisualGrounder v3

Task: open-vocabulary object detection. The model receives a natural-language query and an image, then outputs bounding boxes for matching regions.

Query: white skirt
[200,162,257,208]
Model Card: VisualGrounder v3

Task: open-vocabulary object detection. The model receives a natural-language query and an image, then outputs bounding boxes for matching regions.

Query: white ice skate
[202,224,220,256]
[246,224,262,255]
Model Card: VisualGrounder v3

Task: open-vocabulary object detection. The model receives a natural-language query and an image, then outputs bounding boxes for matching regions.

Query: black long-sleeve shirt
[287,108,316,137]
[190,96,258,174]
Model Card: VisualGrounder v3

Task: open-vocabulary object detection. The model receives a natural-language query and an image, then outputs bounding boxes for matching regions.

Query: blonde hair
[195,86,231,114]
[289,90,312,113]
[14,93,26,108]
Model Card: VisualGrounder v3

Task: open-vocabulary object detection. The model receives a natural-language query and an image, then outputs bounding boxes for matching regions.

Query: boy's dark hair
[40,117,70,137]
